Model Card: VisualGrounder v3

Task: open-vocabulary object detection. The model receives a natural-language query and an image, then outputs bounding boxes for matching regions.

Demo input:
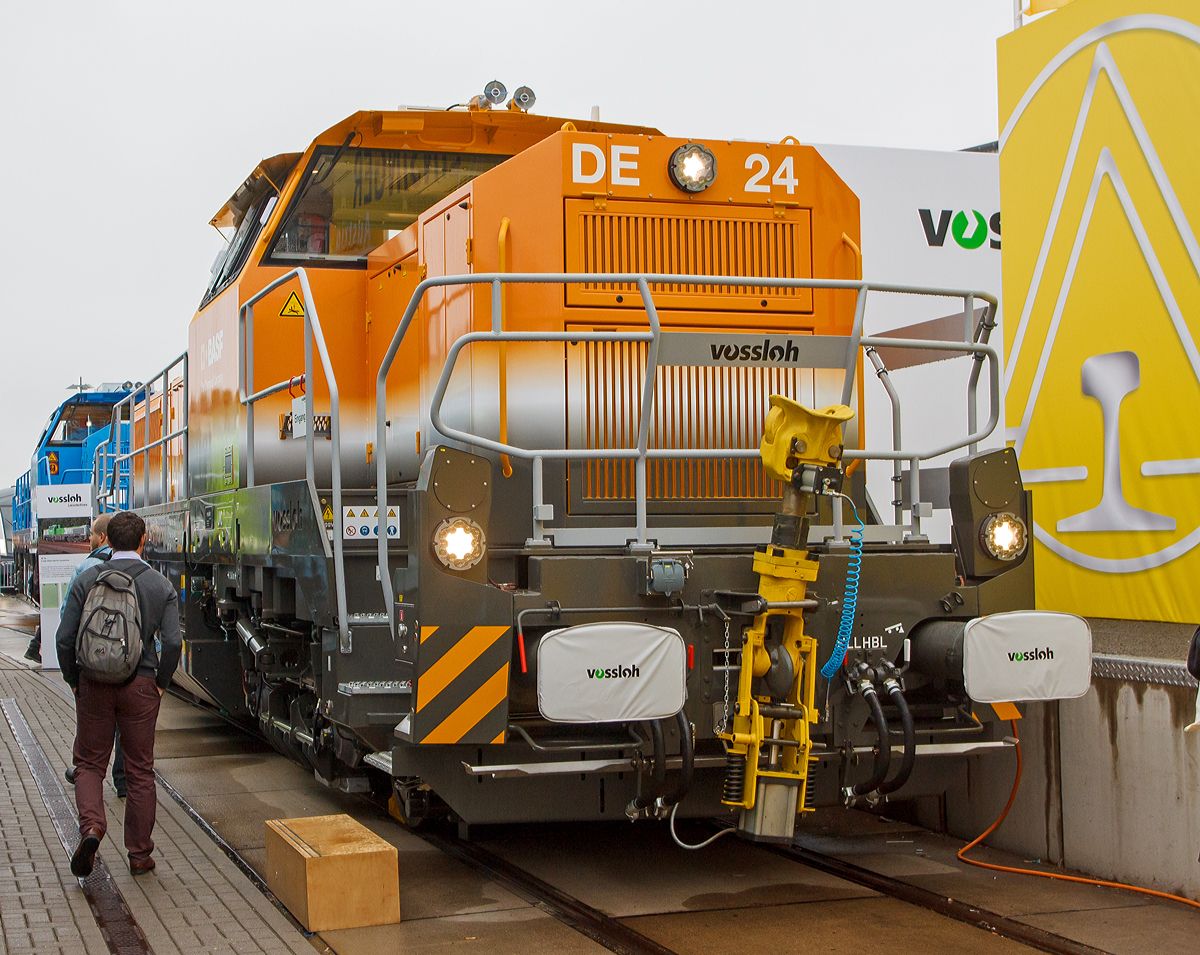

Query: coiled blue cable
[820,496,864,679]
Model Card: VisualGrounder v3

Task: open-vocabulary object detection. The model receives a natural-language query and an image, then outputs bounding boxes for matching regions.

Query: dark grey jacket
[55,558,182,690]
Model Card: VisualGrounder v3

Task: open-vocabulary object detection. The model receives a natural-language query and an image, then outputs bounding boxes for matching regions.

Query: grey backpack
[76,565,148,683]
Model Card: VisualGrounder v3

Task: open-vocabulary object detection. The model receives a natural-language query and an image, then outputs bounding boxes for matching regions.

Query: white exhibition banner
[35,485,93,655]
[813,144,1004,542]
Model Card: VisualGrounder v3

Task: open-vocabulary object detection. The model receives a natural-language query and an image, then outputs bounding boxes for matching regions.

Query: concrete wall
[1059,680,1200,899]
[936,618,1200,900]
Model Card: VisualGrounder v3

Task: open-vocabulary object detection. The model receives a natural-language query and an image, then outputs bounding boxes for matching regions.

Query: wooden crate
[264,814,401,931]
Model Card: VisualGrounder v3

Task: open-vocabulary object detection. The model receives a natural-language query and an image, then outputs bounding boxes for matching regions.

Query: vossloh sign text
[656,332,851,370]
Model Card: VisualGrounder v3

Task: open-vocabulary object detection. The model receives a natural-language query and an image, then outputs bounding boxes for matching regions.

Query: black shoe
[71,828,101,877]
[64,767,77,785]
[115,785,127,799]
[23,646,40,663]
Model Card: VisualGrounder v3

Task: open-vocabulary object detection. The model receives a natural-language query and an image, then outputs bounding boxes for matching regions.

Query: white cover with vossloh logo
[537,622,687,723]
[963,610,1092,703]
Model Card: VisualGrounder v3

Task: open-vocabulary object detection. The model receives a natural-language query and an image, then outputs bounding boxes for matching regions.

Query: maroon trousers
[74,675,161,864]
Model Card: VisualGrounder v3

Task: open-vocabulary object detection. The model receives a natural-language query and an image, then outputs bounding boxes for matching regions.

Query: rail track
[37,671,1113,955]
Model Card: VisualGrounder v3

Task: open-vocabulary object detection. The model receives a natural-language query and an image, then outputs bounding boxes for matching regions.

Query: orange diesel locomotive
[95,83,1074,841]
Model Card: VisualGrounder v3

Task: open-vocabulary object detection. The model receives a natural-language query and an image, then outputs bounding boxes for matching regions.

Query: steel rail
[417,829,681,955]
[754,839,1111,955]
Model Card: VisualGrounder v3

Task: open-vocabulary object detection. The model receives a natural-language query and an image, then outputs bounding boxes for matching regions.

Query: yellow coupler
[720,397,853,830]
[264,814,401,931]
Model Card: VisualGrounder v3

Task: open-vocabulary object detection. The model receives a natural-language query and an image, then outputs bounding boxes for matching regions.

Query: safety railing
[12,472,30,533]
[0,557,15,593]
[93,430,131,512]
[238,268,349,651]
[94,353,188,512]
[374,273,999,633]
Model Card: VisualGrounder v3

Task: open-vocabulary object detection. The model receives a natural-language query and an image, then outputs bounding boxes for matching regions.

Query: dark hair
[106,511,146,551]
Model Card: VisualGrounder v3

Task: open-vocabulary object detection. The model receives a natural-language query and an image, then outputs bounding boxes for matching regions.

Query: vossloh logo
[45,493,83,505]
[709,338,800,364]
[586,664,640,679]
[1009,646,1054,663]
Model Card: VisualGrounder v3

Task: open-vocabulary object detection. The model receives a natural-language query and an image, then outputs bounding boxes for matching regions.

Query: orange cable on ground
[958,720,1200,911]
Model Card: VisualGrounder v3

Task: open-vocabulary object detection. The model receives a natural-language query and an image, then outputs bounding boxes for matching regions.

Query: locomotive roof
[209,108,661,228]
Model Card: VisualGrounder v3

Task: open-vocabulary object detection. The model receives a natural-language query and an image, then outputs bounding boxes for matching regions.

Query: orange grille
[564,200,813,313]
[573,339,813,502]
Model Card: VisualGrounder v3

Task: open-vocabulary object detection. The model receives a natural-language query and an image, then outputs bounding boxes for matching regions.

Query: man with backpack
[56,512,129,798]
[55,510,181,878]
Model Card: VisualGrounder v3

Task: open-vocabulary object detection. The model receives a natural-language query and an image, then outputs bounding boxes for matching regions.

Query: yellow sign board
[1028,0,1074,14]
[280,291,305,318]
[999,1,1200,621]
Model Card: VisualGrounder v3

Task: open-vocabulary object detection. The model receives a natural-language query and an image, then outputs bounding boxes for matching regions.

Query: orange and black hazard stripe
[413,623,512,745]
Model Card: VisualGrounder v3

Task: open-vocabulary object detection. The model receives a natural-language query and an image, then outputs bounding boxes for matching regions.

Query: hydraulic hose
[852,686,891,796]
[821,495,864,679]
[628,719,666,812]
[877,684,915,796]
[659,711,694,809]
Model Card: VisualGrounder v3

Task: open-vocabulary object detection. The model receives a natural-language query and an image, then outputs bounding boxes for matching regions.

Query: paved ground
[0,609,316,955]
[2,592,1198,955]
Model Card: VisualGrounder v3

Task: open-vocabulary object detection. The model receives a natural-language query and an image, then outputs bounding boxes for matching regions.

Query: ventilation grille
[565,200,813,313]
[574,339,813,502]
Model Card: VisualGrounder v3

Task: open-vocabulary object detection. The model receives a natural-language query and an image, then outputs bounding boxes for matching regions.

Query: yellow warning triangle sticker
[359,509,370,518]
[388,508,397,517]
[322,504,333,521]
[280,291,305,317]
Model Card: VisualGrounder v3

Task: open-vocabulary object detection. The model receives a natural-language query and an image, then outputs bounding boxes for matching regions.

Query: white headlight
[433,517,486,571]
[668,143,718,193]
[980,513,1027,561]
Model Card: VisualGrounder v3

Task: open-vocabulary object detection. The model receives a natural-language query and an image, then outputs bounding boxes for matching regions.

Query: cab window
[266,147,507,268]
[202,190,277,308]
[48,404,114,445]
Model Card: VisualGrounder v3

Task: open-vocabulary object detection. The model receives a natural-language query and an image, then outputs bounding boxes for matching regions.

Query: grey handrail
[93,351,188,513]
[239,268,348,650]
[374,271,999,634]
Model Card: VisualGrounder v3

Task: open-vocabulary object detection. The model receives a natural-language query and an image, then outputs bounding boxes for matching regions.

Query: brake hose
[877,683,915,796]
[628,720,666,813]
[658,711,694,809]
[821,494,863,680]
[852,684,891,796]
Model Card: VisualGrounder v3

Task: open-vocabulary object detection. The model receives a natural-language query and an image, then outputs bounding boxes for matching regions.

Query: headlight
[668,143,718,193]
[433,517,486,571]
[980,513,1027,561]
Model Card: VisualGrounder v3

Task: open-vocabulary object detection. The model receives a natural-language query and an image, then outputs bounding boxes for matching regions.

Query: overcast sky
[0,0,1017,485]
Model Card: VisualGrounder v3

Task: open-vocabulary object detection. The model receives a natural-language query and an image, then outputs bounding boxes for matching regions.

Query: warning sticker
[280,291,305,317]
[322,504,334,522]
[342,506,400,540]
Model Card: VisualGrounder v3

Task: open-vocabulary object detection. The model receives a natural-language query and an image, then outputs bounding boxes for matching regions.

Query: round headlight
[433,517,486,571]
[668,143,718,193]
[980,513,1027,561]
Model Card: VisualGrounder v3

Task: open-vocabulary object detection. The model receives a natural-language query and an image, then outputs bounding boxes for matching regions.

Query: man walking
[56,511,181,877]
[58,512,127,797]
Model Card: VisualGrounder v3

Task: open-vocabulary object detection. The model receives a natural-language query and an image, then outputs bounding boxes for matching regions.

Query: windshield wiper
[312,131,359,186]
